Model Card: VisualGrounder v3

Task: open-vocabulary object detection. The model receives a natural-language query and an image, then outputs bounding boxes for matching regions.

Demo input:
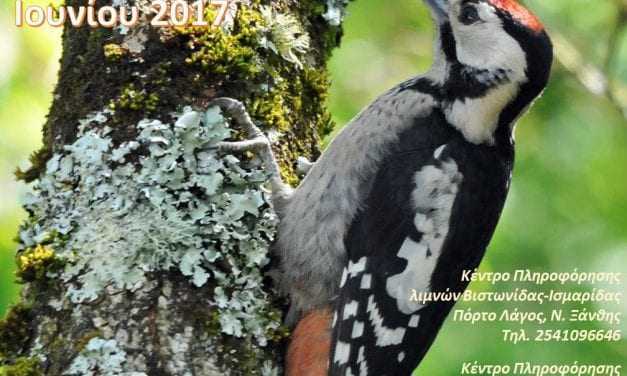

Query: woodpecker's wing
[328,111,512,375]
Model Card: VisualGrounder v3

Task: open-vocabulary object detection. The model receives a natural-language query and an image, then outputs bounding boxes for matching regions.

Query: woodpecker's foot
[217,138,270,154]
[210,97,270,152]
[209,97,293,208]
[296,156,314,176]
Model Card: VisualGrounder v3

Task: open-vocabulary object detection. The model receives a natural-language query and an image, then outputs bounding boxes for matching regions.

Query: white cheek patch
[474,1,496,20]
[385,159,463,314]
[445,2,529,144]
[453,3,527,74]
[446,82,520,145]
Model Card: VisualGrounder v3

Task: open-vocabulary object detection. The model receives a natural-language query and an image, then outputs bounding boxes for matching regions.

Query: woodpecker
[213,0,552,374]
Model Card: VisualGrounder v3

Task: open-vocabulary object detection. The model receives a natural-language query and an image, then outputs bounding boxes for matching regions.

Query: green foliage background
[0,0,625,373]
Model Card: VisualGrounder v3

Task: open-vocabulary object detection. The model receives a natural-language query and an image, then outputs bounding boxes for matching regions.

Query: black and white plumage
[329,106,514,375]
[322,1,552,373]
[212,0,553,374]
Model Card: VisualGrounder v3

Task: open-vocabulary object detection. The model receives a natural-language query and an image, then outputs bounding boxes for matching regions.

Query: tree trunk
[1,0,350,374]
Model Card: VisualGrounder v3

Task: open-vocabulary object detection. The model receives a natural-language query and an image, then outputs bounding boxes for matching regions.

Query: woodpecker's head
[424,0,553,144]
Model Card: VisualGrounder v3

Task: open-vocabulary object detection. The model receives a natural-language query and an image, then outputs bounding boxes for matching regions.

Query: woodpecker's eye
[459,4,480,25]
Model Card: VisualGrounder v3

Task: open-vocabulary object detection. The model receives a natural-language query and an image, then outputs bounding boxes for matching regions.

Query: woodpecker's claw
[209,97,293,210]
[215,137,270,153]
[208,97,271,154]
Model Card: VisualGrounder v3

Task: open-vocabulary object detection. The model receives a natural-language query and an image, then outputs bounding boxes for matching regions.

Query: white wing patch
[409,314,421,328]
[340,257,367,288]
[334,341,351,365]
[347,257,367,277]
[385,238,433,314]
[343,300,359,320]
[340,267,348,288]
[434,144,446,159]
[360,274,372,289]
[351,321,365,339]
[386,159,463,314]
[367,296,406,346]
[357,346,368,376]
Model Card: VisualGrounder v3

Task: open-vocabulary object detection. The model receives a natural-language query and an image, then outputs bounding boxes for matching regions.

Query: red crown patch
[490,0,544,32]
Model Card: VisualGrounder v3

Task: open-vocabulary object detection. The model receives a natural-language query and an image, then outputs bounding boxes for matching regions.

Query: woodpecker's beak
[424,0,449,23]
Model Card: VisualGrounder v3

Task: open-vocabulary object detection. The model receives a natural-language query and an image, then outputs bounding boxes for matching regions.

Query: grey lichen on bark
[1,0,352,374]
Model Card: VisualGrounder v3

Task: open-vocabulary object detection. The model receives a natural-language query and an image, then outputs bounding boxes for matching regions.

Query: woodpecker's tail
[286,308,333,376]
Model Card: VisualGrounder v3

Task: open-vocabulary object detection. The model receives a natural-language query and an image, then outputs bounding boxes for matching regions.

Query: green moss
[195,308,282,374]
[249,65,333,185]
[180,6,266,80]
[300,66,335,138]
[39,230,69,248]
[0,305,34,362]
[15,0,343,183]
[15,245,63,283]
[103,43,126,61]
[296,0,349,60]
[204,310,222,337]
[147,62,172,87]
[109,84,160,113]
[318,25,345,60]
[0,358,43,376]
[250,82,290,132]
[172,2,325,185]
[42,335,72,375]
[213,336,272,375]
[264,309,290,343]
[297,0,328,18]
[74,330,102,352]
[14,147,53,183]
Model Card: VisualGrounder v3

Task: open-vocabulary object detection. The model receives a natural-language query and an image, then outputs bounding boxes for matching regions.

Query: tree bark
[1,0,350,374]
